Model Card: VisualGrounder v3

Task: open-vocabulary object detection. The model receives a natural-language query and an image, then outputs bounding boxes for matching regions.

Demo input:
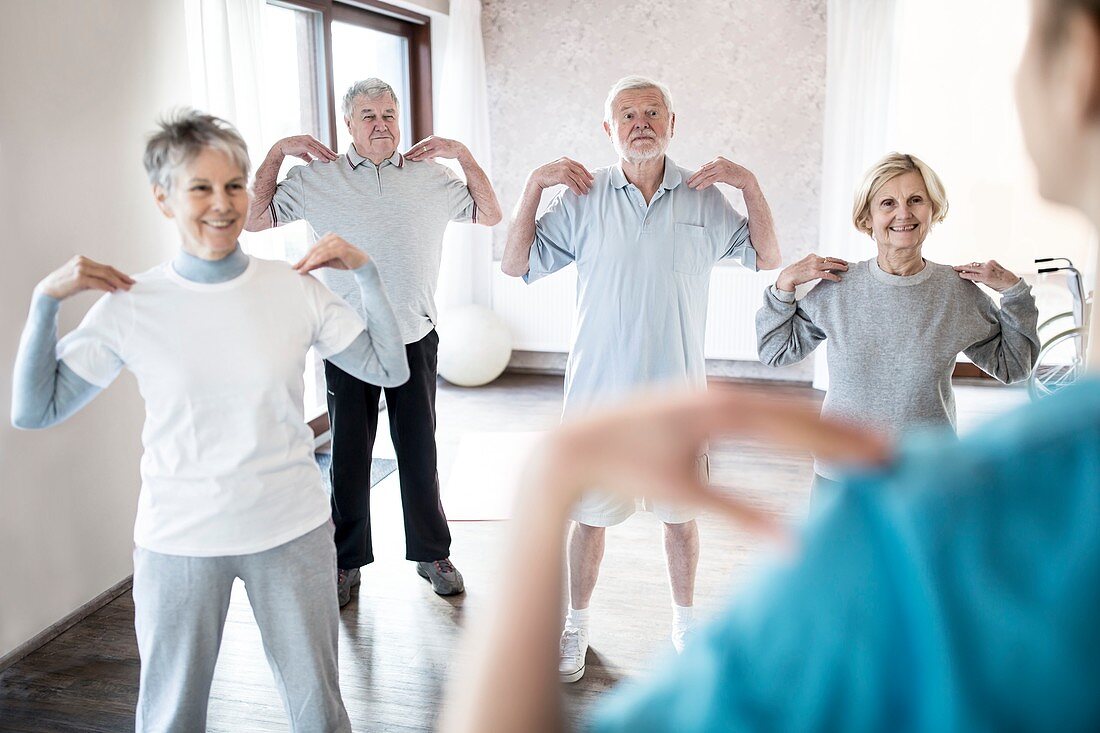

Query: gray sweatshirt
[756,258,1039,478]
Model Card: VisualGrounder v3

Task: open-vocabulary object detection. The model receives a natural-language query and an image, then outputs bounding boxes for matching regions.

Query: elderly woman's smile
[155,146,250,260]
[868,170,933,249]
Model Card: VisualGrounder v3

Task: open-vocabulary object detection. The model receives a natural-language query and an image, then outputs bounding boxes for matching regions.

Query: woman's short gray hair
[143,109,250,192]
[343,78,399,117]
[603,76,674,123]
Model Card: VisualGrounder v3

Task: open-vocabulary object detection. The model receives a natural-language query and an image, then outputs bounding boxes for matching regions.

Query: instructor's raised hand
[37,255,135,300]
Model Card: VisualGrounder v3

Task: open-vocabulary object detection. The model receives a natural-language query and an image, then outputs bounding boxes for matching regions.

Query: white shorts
[570,455,709,527]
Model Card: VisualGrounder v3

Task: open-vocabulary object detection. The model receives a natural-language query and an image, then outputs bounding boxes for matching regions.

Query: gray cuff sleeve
[770,285,797,303]
[999,278,1031,299]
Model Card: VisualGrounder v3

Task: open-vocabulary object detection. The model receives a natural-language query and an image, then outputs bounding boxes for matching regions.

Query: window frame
[268,0,433,149]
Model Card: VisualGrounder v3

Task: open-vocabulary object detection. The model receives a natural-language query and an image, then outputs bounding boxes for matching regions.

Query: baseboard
[0,575,133,672]
[505,351,814,384]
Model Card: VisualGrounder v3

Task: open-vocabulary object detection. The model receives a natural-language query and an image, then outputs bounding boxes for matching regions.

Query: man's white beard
[613,135,667,164]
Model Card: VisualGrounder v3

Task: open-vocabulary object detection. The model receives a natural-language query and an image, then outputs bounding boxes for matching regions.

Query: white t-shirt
[57,257,364,556]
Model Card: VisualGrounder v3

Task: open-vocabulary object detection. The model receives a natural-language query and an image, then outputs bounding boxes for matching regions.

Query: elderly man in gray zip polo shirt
[246,78,502,605]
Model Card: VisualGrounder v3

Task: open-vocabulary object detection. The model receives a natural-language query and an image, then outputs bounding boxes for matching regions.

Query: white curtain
[184,0,268,156]
[435,0,494,311]
[813,0,899,389]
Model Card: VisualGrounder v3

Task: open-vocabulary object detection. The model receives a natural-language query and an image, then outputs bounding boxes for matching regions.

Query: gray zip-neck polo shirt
[271,145,477,344]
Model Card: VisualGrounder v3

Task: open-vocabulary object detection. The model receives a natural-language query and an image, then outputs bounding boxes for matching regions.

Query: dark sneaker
[415,558,465,595]
[336,567,361,608]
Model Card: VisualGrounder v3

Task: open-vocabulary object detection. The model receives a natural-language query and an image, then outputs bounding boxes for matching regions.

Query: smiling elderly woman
[755,152,1040,493]
[10,110,409,732]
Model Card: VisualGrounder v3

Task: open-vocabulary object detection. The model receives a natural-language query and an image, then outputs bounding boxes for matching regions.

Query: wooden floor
[0,374,1028,732]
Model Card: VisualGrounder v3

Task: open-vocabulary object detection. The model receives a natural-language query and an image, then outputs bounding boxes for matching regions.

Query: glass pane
[254,2,328,418]
[262,3,326,175]
[331,21,413,155]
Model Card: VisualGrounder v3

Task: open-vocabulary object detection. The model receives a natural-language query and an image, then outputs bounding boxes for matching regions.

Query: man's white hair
[603,76,674,123]
[343,78,399,118]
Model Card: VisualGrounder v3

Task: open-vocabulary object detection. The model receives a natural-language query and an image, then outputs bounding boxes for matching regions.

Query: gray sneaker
[336,567,361,608]
[415,558,465,595]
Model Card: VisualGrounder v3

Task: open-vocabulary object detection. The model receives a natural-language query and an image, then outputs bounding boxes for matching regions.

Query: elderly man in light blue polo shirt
[501,75,781,682]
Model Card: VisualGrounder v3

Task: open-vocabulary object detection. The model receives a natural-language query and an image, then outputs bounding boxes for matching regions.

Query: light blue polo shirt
[525,157,757,416]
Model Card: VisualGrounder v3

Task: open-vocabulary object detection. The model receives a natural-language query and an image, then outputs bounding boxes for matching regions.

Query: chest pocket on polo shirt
[673,223,713,275]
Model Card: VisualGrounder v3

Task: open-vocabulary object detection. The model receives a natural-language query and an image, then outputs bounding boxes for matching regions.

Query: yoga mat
[314,453,398,491]
[441,431,545,521]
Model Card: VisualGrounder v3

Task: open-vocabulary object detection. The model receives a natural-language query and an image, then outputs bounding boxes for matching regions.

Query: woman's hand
[293,233,370,273]
[36,256,134,300]
[775,253,849,292]
[953,260,1021,291]
[532,387,892,541]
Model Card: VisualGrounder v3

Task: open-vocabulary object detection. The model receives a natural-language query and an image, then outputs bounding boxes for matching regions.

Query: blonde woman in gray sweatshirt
[756,153,1039,501]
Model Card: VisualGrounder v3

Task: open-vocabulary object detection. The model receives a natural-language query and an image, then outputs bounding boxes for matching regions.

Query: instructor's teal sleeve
[592,378,1100,732]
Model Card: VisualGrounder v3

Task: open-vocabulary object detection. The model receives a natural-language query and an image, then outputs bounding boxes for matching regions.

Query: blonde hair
[851,153,949,236]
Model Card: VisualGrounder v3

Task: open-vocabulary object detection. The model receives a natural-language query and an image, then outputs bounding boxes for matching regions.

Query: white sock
[565,606,590,631]
[671,603,694,631]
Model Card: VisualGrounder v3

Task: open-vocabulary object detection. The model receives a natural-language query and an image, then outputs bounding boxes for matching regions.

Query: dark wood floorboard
[0,374,1022,731]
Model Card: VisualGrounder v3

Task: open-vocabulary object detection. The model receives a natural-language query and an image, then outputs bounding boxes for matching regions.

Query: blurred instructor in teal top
[439,0,1100,731]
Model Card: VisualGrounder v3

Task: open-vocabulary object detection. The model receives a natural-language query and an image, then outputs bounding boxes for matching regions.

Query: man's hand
[775,253,849,292]
[293,233,369,273]
[277,135,339,164]
[687,156,757,191]
[953,260,1022,292]
[37,256,135,300]
[529,158,594,196]
[405,136,471,163]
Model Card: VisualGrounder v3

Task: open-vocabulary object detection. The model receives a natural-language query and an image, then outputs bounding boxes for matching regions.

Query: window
[246,0,433,419]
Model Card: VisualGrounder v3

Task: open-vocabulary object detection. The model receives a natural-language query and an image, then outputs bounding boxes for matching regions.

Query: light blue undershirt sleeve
[11,292,103,429]
[325,262,410,388]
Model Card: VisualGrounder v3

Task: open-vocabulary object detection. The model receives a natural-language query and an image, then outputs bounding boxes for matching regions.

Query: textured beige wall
[0,0,191,659]
[481,0,827,263]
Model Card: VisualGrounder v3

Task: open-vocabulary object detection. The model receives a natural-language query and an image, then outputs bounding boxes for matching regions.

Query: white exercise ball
[437,304,513,387]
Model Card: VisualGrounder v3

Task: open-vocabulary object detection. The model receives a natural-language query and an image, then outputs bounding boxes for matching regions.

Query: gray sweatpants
[132,521,351,733]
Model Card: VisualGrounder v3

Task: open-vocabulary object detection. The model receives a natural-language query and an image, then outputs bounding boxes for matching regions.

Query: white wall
[0,0,191,659]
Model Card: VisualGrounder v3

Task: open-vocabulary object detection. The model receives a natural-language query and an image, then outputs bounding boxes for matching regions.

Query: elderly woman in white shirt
[11,110,408,732]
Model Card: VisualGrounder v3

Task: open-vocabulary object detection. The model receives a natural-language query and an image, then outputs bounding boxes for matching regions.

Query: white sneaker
[671,623,692,654]
[559,626,589,683]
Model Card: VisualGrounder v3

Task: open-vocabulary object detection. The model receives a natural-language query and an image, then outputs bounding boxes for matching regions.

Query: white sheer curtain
[435,0,494,311]
[184,0,326,414]
[813,0,899,389]
[184,0,267,155]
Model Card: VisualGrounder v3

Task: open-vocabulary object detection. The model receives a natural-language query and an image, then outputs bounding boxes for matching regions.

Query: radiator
[490,265,774,361]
